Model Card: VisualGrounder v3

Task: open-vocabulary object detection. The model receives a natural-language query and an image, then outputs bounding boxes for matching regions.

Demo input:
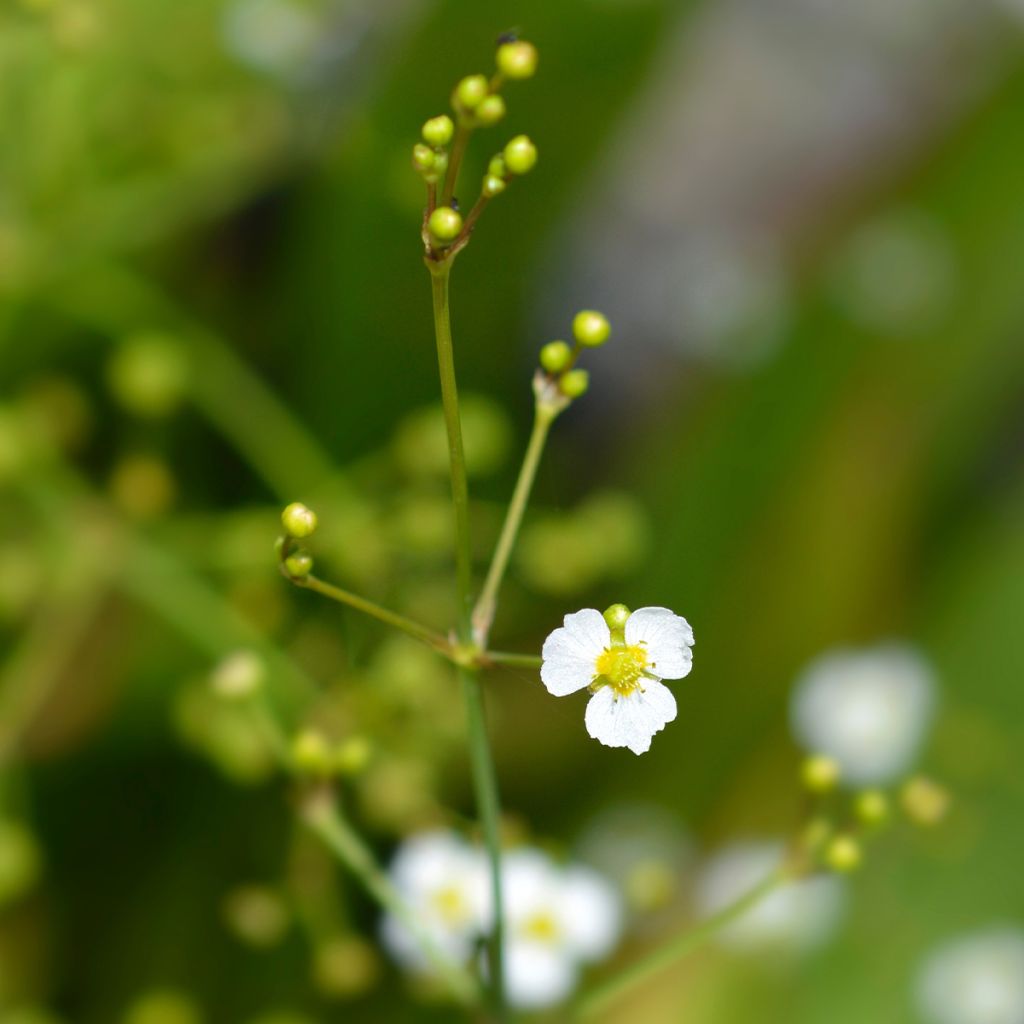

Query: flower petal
[559,866,623,962]
[584,680,678,755]
[541,609,610,696]
[625,607,694,680]
[504,941,578,1009]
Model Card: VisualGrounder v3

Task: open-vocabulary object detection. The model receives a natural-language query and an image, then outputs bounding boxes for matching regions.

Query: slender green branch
[428,257,507,1017]
[472,407,553,646]
[285,569,452,656]
[575,867,789,1019]
[441,124,471,206]
[481,651,542,671]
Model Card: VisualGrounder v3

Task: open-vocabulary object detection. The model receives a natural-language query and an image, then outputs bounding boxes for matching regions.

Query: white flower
[500,849,622,1009]
[790,644,936,785]
[541,606,694,754]
[379,830,487,973]
[916,928,1024,1024]
[694,841,845,955]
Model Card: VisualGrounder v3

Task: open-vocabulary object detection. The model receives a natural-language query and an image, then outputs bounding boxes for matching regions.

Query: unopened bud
[474,94,506,126]
[281,502,317,539]
[421,114,454,147]
[412,143,435,175]
[801,754,840,793]
[496,40,538,80]
[292,730,333,777]
[502,135,537,176]
[559,368,589,399]
[482,174,506,198]
[573,310,611,347]
[428,206,463,244]
[854,789,890,827]
[284,550,313,579]
[901,776,950,826]
[824,834,862,873]
[540,340,572,374]
[454,74,488,111]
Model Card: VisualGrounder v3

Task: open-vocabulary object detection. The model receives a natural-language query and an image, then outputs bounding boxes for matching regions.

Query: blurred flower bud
[412,143,436,175]
[107,332,188,418]
[122,990,202,1024]
[539,340,572,374]
[211,650,265,700]
[573,310,611,347]
[222,885,290,948]
[474,94,506,126]
[283,550,313,579]
[312,935,381,998]
[109,454,176,520]
[0,820,42,908]
[487,154,507,179]
[482,174,506,198]
[502,135,537,176]
[824,835,862,873]
[901,776,950,826]
[496,40,538,80]
[335,736,372,777]
[559,369,589,399]
[281,502,317,539]
[421,114,454,147]
[428,206,463,245]
[453,74,488,111]
[854,789,890,827]
[801,754,840,794]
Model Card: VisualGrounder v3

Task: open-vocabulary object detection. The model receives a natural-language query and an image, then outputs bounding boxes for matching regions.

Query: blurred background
[2,0,1024,1021]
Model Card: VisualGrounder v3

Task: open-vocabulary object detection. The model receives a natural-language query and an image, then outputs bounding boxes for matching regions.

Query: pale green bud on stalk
[292,729,333,777]
[559,368,589,399]
[482,175,506,198]
[824,834,863,873]
[412,143,435,174]
[503,134,537,176]
[854,789,890,826]
[428,206,463,245]
[496,40,538,80]
[453,74,488,112]
[901,776,950,826]
[422,114,454,147]
[573,309,611,347]
[474,94,506,127]
[487,154,507,179]
[281,502,317,538]
[801,754,840,793]
[284,550,313,579]
[539,340,572,374]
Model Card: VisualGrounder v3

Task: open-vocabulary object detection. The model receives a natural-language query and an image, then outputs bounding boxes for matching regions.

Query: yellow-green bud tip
[281,502,317,538]
[412,143,435,174]
[539,340,572,373]
[454,74,489,111]
[603,604,631,631]
[900,776,950,826]
[482,175,506,198]
[496,40,538,80]
[824,835,862,873]
[335,736,372,776]
[573,310,611,347]
[428,206,463,244]
[488,155,507,179]
[854,789,890,826]
[292,729,332,776]
[475,94,506,127]
[801,754,840,793]
[284,550,313,578]
[422,114,454,147]
[559,368,589,399]
[503,135,537,176]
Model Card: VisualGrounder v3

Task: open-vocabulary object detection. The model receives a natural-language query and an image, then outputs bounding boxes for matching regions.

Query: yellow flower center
[594,643,649,697]
[522,910,561,943]
[431,885,468,924]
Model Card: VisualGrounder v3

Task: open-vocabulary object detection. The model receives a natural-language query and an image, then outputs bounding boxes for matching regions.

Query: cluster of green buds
[797,754,950,875]
[292,728,372,780]
[416,35,539,258]
[278,501,317,579]
[533,310,612,416]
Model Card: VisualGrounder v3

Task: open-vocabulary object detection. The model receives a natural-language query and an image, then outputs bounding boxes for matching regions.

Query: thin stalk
[575,868,788,1019]
[472,407,553,646]
[482,651,542,671]
[428,258,507,1017]
[289,571,452,656]
[441,124,470,206]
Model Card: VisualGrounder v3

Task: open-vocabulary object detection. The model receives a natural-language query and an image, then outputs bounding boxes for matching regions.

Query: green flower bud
[540,340,572,373]
[573,309,611,347]
[474,94,506,126]
[900,775,950,826]
[107,332,188,418]
[603,604,631,631]
[281,502,317,538]
[223,885,290,948]
[482,175,506,198]
[421,114,454,147]
[284,550,313,579]
[292,729,332,777]
[824,835,862,873]
[559,368,589,399]
[211,650,265,700]
[496,40,538,80]
[503,134,537,175]
[412,143,435,174]
[453,74,488,111]
[801,754,840,793]
[854,789,890,826]
[335,736,372,776]
[487,154,507,179]
[428,206,463,244]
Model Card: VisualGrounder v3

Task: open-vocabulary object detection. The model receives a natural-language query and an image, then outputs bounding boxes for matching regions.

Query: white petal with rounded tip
[584,680,678,755]
[541,609,610,696]
[625,607,694,680]
[504,942,578,1009]
[559,866,623,962]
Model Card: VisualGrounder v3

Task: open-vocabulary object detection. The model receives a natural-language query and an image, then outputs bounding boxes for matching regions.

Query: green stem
[289,571,452,656]
[428,259,506,1017]
[302,789,481,1008]
[471,407,553,646]
[575,868,788,1019]
[441,124,471,206]
[482,651,542,671]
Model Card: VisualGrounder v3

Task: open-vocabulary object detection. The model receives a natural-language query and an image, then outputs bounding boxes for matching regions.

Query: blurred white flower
[222,0,318,76]
[916,928,1024,1024]
[790,644,937,785]
[541,607,695,754]
[500,849,622,1009]
[380,830,487,973]
[695,841,845,954]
